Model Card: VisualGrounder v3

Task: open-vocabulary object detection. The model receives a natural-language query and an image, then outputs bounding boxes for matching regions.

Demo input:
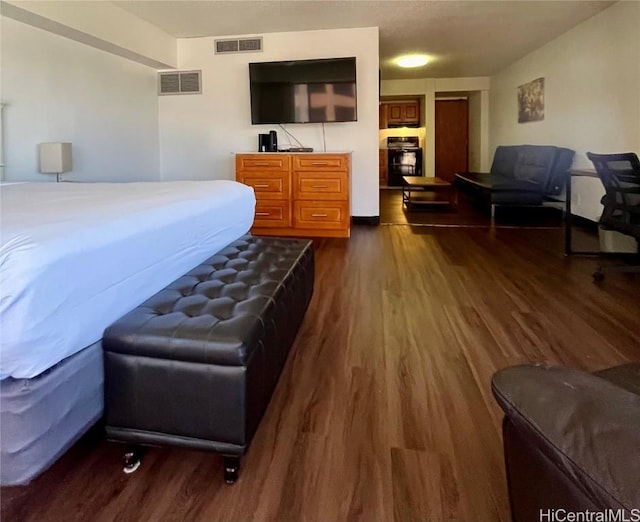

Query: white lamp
[39,142,72,182]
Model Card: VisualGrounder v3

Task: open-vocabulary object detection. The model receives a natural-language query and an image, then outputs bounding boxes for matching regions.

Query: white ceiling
[115,0,614,79]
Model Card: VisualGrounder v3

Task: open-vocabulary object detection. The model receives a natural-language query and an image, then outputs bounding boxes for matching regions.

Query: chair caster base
[123,448,142,474]
[223,456,240,484]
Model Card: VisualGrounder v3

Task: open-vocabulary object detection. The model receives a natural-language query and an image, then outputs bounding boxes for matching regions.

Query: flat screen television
[249,57,357,125]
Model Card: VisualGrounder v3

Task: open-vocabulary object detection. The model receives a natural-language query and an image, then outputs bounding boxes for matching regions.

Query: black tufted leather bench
[103,235,314,483]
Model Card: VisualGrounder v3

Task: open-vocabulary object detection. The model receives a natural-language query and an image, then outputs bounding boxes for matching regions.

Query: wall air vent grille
[215,37,262,54]
[239,38,262,52]
[158,70,202,96]
[216,39,239,53]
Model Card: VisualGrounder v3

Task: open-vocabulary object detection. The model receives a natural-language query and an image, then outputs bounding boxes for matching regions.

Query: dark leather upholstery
[455,145,575,209]
[492,364,640,521]
[103,235,314,457]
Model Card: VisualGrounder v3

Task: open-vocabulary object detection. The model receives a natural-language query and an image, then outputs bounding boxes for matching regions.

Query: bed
[0,180,256,485]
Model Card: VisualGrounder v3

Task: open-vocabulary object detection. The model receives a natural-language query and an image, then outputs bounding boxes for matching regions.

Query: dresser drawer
[253,201,291,228]
[293,201,349,230]
[293,154,348,171]
[236,155,289,171]
[237,172,289,199]
[293,171,348,200]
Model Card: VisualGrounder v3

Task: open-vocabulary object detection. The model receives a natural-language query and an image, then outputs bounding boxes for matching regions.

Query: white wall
[490,1,640,220]
[2,1,177,68]
[1,17,161,182]
[159,27,380,217]
[0,104,5,180]
[468,92,483,172]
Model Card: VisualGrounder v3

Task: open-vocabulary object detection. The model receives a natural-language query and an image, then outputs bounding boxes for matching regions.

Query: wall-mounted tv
[249,57,357,125]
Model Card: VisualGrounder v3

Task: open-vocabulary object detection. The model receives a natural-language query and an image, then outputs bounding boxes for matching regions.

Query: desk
[565,169,600,255]
[402,176,454,209]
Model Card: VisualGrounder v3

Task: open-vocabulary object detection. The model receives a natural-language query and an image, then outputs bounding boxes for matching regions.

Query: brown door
[435,99,468,183]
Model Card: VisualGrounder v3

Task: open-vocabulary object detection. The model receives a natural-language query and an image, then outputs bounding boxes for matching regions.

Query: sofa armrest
[491,364,640,510]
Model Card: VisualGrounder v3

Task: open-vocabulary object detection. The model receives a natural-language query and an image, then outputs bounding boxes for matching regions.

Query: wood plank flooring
[3,223,639,522]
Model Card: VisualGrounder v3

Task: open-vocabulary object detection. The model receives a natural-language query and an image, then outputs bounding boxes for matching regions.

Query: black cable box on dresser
[283,147,314,153]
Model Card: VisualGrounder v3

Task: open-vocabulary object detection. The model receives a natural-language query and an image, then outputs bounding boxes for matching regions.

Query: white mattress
[0,181,255,379]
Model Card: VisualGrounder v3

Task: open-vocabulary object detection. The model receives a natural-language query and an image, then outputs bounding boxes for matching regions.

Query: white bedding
[0,181,255,379]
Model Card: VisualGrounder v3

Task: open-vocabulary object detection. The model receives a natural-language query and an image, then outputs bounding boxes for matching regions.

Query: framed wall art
[517,77,544,123]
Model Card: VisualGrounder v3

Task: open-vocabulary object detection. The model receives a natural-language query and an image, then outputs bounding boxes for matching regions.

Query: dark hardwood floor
[3,218,638,521]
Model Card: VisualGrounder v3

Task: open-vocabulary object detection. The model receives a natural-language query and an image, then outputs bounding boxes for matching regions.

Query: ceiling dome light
[397,55,429,68]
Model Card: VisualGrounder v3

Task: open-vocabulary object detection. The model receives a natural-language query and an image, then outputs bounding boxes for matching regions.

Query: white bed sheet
[0,181,255,379]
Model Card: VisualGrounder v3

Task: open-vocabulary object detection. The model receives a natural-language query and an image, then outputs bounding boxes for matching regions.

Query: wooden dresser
[236,153,351,238]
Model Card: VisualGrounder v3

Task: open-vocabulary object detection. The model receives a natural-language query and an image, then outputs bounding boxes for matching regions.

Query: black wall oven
[387,136,423,186]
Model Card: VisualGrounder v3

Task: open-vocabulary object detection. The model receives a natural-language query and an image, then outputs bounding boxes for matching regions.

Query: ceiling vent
[215,37,263,54]
[158,70,202,96]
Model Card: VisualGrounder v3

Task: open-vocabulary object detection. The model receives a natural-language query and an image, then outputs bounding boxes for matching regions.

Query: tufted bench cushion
[102,235,314,480]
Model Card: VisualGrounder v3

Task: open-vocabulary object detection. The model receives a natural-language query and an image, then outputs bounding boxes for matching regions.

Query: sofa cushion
[513,146,556,185]
[456,173,540,192]
[491,190,544,206]
[490,146,521,178]
[455,172,493,189]
[491,177,541,193]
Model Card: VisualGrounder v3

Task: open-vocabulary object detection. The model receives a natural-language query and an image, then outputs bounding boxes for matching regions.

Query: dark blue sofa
[455,145,575,217]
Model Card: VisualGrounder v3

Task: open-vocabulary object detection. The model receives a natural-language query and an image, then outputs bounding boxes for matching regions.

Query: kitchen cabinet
[379,103,387,129]
[383,100,420,127]
[379,149,388,186]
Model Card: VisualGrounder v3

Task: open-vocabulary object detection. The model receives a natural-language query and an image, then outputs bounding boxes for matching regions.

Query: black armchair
[587,152,640,281]
[492,363,640,520]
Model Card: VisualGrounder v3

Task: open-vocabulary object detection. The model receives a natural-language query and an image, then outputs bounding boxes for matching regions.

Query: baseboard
[352,216,380,226]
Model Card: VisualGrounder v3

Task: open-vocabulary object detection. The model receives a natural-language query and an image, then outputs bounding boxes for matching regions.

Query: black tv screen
[249,57,357,124]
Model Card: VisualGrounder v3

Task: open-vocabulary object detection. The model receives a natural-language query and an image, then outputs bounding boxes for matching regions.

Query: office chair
[587,152,640,281]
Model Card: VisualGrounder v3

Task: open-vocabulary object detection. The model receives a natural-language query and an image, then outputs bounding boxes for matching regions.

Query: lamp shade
[39,143,72,174]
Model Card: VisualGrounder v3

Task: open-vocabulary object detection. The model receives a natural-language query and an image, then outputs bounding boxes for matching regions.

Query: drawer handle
[311,162,328,166]
[311,185,328,188]
[311,213,328,218]
[256,212,270,216]
[252,162,270,166]
[254,184,270,188]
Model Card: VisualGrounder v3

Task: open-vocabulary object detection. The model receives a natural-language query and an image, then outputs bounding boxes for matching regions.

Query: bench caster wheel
[123,449,142,474]
[223,456,240,484]
[593,270,605,282]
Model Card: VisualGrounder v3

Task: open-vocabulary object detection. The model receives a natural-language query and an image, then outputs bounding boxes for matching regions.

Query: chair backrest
[587,152,640,238]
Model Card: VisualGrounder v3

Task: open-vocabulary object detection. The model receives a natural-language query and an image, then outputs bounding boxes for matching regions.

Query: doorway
[435,99,468,183]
